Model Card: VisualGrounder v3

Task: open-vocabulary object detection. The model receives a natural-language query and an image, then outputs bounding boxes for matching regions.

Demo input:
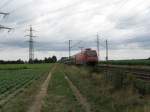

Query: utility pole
[0,12,12,32]
[69,40,71,59]
[97,33,100,60]
[106,40,108,61]
[25,26,37,63]
[79,46,84,53]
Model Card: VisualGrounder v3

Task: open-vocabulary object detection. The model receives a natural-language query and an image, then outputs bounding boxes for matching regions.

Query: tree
[16,59,24,64]
[52,56,57,63]
[44,57,49,63]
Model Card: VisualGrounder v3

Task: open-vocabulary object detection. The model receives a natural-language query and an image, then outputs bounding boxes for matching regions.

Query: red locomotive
[72,48,98,65]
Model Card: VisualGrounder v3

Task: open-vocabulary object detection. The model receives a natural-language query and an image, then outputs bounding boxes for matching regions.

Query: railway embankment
[64,65,150,112]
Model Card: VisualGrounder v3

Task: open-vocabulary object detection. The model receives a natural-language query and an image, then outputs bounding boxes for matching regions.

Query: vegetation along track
[98,65,150,81]
[64,65,150,112]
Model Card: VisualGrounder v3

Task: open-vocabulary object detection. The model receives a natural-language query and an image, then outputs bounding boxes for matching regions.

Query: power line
[70,40,82,49]
[0,12,9,16]
[25,25,37,63]
[0,12,12,32]
[68,40,82,58]
[0,25,12,32]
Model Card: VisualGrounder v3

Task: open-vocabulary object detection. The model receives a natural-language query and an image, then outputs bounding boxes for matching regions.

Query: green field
[0,64,51,112]
[0,64,149,112]
[100,59,150,66]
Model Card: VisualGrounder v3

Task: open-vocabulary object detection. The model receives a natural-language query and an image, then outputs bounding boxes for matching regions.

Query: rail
[97,64,150,81]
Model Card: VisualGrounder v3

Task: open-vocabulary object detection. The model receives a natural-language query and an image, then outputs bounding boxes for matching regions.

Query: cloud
[0,0,149,60]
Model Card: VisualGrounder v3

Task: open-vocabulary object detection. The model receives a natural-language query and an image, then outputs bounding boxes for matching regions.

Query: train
[60,48,98,65]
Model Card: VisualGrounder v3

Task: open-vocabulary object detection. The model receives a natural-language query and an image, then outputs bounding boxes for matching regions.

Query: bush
[134,80,150,95]
[111,70,126,89]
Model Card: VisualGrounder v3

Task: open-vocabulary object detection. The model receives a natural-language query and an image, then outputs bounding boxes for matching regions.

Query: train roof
[73,48,97,56]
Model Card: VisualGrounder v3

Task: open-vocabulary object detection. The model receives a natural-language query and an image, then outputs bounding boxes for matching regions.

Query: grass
[0,63,52,112]
[64,65,150,112]
[41,64,84,112]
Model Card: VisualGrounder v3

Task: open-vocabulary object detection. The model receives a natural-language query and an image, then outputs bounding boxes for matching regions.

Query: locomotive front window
[86,51,97,56]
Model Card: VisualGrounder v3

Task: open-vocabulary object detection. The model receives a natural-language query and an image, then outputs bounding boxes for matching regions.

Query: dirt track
[27,72,51,112]
[27,65,57,112]
[65,75,91,112]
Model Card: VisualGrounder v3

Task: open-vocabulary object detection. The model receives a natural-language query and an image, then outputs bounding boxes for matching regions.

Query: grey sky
[0,0,150,60]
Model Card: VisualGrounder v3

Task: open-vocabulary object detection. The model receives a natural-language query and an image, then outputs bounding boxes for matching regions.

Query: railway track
[97,65,150,81]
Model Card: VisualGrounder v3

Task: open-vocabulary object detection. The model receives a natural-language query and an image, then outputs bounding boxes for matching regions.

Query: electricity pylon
[25,25,37,63]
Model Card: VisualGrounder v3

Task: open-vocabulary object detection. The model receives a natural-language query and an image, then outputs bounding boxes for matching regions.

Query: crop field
[0,64,149,112]
[100,59,150,66]
[0,64,51,112]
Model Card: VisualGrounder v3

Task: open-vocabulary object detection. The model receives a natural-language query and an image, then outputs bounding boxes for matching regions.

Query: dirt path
[65,75,91,112]
[27,72,52,112]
